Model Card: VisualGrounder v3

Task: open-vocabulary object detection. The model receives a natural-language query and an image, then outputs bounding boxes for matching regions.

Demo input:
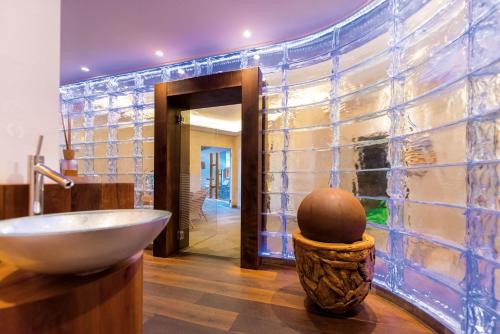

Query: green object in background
[364,200,388,225]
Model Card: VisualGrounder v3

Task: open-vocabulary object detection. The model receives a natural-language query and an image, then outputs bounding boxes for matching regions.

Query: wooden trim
[240,68,262,269]
[153,68,262,269]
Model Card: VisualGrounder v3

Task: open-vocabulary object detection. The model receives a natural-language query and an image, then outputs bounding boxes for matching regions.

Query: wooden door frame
[153,68,263,269]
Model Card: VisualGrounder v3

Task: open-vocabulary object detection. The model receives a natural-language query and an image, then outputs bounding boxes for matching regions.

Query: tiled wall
[60,0,500,331]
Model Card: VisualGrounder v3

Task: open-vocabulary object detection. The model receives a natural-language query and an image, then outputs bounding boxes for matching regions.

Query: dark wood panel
[44,184,71,213]
[240,68,262,269]
[2,185,29,219]
[71,183,101,211]
[0,252,143,334]
[167,71,242,96]
[142,251,436,334]
[153,82,179,257]
[0,183,134,219]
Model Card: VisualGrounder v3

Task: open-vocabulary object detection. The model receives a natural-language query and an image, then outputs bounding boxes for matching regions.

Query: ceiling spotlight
[155,50,164,57]
[177,68,185,75]
[253,54,260,60]
[80,66,90,72]
[243,29,252,38]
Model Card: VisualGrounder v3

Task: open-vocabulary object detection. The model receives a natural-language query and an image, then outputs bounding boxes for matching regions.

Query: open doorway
[153,69,262,269]
[182,105,242,259]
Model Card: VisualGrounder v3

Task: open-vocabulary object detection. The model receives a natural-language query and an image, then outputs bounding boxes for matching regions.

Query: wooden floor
[143,251,434,334]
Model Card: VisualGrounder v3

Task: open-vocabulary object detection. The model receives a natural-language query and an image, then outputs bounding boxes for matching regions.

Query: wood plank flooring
[143,251,435,334]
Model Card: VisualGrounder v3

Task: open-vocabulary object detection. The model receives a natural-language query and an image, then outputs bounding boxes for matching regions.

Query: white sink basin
[0,209,170,274]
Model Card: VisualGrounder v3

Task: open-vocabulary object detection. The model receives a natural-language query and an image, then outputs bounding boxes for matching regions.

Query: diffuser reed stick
[60,109,69,150]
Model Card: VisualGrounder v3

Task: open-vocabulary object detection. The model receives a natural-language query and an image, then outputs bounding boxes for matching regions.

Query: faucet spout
[34,163,74,189]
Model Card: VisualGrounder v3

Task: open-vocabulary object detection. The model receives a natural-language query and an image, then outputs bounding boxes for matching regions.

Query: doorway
[180,105,242,259]
[153,69,262,269]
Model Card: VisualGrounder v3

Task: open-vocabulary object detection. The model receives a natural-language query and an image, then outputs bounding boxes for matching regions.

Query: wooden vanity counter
[0,182,134,219]
[0,252,143,334]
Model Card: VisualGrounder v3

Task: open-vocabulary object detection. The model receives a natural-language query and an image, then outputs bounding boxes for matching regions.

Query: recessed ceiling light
[81,66,90,72]
[253,54,260,60]
[243,29,252,38]
[177,68,185,75]
[155,50,164,57]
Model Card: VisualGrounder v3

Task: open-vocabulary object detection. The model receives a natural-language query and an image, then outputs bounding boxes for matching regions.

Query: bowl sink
[0,209,170,274]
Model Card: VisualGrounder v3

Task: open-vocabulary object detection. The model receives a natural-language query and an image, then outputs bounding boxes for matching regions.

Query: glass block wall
[60,0,500,331]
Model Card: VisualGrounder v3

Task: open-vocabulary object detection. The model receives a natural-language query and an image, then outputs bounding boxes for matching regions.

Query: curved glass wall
[60,0,500,332]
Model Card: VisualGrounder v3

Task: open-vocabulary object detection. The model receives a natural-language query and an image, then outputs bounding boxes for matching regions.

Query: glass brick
[338,53,390,96]
[471,0,500,23]
[339,170,389,197]
[260,234,283,257]
[405,165,467,206]
[398,80,467,135]
[263,193,281,214]
[339,113,390,145]
[93,143,108,158]
[400,266,464,332]
[287,79,332,107]
[287,172,330,193]
[286,149,332,172]
[140,68,163,89]
[116,141,134,157]
[399,0,466,71]
[339,28,390,71]
[64,98,86,113]
[263,152,283,172]
[338,82,391,121]
[366,225,389,254]
[401,0,452,38]
[143,158,154,173]
[405,236,466,286]
[111,92,134,109]
[468,117,500,161]
[469,163,500,210]
[263,173,282,193]
[287,31,333,63]
[288,126,333,150]
[285,215,298,234]
[90,95,109,111]
[286,59,333,85]
[339,141,390,170]
[339,1,390,47]
[287,103,331,129]
[264,214,283,233]
[372,256,390,286]
[285,193,307,215]
[263,91,283,109]
[404,35,467,102]
[93,158,108,174]
[468,209,499,260]
[471,61,500,115]
[262,69,283,88]
[88,79,109,96]
[403,123,466,166]
[471,8,500,71]
[264,131,284,152]
[265,111,285,130]
[404,201,466,246]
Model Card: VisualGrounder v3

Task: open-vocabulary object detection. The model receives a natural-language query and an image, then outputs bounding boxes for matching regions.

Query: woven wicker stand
[293,229,375,313]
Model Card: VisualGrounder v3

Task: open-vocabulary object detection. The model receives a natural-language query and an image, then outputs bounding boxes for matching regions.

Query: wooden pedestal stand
[293,230,375,313]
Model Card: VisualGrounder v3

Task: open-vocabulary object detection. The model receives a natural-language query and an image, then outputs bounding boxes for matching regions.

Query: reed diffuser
[60,110,78,176]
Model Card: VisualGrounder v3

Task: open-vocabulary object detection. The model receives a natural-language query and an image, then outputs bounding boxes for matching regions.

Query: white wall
[0,0,61,183]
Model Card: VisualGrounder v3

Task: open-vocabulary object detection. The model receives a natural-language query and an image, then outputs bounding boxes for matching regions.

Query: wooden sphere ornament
[293,188,375,314]
[297,188,366,243]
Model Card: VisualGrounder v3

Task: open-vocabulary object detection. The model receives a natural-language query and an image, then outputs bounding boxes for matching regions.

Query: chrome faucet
[29,135,75,215]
